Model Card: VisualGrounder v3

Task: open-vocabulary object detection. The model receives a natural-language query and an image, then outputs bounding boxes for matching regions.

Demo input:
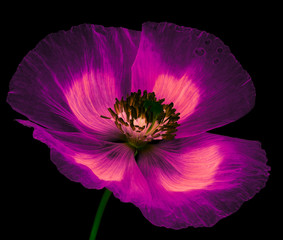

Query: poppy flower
[7,22,270,230]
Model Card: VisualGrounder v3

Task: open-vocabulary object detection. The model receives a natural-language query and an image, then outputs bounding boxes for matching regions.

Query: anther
[100,115,111,119]
[108,108,118,119]
[118,118,129,126]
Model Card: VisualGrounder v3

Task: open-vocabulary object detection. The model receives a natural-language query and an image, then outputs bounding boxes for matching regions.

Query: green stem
[89,189,112,240]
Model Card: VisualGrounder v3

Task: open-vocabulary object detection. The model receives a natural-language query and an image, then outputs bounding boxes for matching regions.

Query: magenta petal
[122,133,270,229]
[20,120,151,209]
[131,22,255,137]
[8,24,140,139]
[18,120,136,188]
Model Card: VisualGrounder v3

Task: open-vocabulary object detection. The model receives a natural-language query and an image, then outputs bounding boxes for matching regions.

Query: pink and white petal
[127,133,270,228]
[131,22,255,137]
[8,24,140,140]
[18,119,152,206]
[22,119,153,208]
[18,120,135,187]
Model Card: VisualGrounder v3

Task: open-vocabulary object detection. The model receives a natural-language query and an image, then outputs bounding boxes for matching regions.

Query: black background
[2,6,279,240]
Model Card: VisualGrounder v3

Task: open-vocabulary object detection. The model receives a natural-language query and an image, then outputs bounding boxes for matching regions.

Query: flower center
[101,90,180,149]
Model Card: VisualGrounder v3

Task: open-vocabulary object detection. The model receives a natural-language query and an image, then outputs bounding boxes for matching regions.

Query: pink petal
[131,22,255,137]
[118,133,269,228]
[18,120,135,188]
[19,120,151,203]
[7,24,140,140]
[73,144,133,182]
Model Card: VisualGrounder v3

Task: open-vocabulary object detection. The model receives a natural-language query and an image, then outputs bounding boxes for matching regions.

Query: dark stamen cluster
[101,90,180,145]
